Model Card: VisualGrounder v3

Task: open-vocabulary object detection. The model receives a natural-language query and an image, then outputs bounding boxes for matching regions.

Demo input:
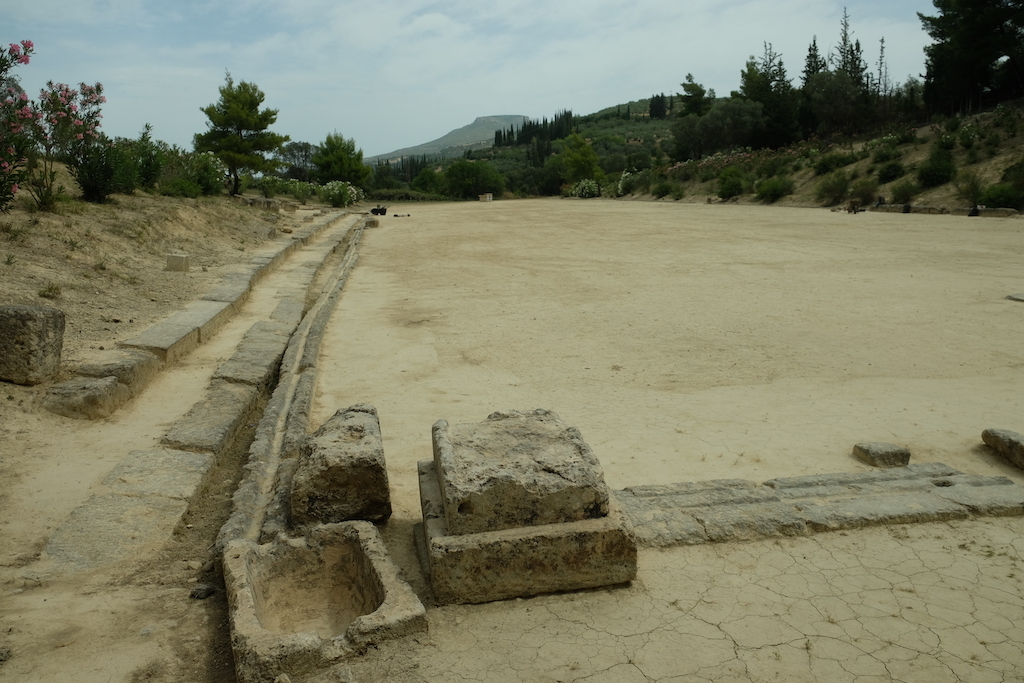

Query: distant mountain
[366,115,527,164]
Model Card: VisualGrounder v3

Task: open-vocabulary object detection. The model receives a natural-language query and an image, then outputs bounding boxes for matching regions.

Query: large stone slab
[162,380,260,456]
[291,404,392,525]
[42,376,132,419]
[982,428,1024,470]
[45,493,189,571]
[418,460,637,605]
[120,321,200,364]
[212,321,292,389]
[102,448,214,499]
[796,493,970,531]
[0,304,64,385]
[224,522,426,683]
[76,349,162,396]
[432,409,610,535]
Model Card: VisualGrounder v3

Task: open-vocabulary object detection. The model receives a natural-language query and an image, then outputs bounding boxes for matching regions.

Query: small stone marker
[853,442,911,468]
[982,429,1024,470]
[0,304,65,385]
[165,252,190,272]
[291,403,392,525]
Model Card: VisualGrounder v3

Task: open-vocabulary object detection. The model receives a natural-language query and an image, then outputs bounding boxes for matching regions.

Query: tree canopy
[312,132,371,187]
[919,0,1024,114]
[194,74,288,195]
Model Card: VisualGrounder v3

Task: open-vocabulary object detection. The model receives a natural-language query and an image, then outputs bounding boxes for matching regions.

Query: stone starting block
[417,409,637,604]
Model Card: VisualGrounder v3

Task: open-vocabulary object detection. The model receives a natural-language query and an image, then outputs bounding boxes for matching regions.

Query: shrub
[755,176,794,203]
[877,161,906,184]
[890,179,920,204]
[917,147,956,188]
[979,183,1024,209]
[257,175,283,198]
[872,146,901,164]
[318,180,363,207]
[954,170,985,206]
[1002,157,1024,190]
[935,133,956,151]
[958,124,979,150]
[569,178,601,198]
[286,179,317,204]
[651,180,673,199]
[670,187,685,201]
[160,150,225,196]
[813,152,861,176]
[850,177,879,206]
[69,139,139,203]
[717,168,744,199]
[814,170,850,205]
[160,177,202,198]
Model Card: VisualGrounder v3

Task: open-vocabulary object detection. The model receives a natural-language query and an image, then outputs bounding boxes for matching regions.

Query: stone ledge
[162,380,260,456]
[417,460,637,605]
[618,463,1024,548]
[42,376,132,419]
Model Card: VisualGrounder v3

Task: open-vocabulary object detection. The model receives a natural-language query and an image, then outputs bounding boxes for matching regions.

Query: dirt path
[311,198,1024,682]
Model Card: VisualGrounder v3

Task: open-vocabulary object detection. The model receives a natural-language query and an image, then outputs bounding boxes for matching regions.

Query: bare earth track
[2,196,1024,682]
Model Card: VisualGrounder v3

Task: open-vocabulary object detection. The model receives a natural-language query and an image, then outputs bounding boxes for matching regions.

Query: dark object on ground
[393,214,411,217]
[190,583,217,600]
[902,203,912,213]
[370,205,388,215]
[875,196,886,207]
[968,206,980,216]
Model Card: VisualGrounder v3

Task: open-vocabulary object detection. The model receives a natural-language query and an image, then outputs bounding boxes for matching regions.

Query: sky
[4,0,938,158]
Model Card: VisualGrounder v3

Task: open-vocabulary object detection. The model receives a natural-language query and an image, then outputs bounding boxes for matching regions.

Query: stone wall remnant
[0,304,65,385]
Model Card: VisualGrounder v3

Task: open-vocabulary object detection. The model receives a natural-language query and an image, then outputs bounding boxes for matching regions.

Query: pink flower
[76,133,83,140]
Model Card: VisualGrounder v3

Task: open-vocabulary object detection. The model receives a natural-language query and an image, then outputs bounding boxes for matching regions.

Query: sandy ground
[2,197,1024,682]
[313,198,1024,682]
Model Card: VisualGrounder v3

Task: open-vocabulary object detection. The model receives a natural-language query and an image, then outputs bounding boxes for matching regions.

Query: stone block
[291,404,392,525]
[418,460,637,605]
[853,442,911,468]
[162,380,260,456]
[0,304,65,385]
[223,522,426,683]
[120,322,200,364]
[45,493,189,571]
[76,349,162,396]
[163,299,233,343]
[694,502,807,541]
[102,448,214,500]
[212,321,292,389]
[165,252,189,272]
[42,376,132,419]
[1008,293,1024,303]
[432,409,609,535]
[797,493,969,532]
[202,272,254,309]
[982,428,1024,470]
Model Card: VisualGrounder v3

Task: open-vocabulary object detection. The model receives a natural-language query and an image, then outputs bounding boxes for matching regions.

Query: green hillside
[366,115,527,164]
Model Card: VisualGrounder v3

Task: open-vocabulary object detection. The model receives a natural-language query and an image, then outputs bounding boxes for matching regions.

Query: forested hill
[366,115,527,164]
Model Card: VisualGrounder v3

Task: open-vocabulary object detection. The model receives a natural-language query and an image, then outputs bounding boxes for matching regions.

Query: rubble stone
[853,442,911,468]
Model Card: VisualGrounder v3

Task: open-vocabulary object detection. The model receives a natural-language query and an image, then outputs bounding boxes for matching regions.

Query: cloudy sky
[5,0,937,157]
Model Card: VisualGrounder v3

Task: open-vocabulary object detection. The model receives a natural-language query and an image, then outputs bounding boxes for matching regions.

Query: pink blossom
[76,133,83,140]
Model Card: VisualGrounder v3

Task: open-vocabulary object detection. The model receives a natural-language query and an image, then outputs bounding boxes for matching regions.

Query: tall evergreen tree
[919,0,1024,114]
[194,73,289,195]
[738,43,800,149]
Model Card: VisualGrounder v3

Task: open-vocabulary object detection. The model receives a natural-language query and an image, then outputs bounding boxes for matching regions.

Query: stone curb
[617,462,1024,547]
[42,211,346,421]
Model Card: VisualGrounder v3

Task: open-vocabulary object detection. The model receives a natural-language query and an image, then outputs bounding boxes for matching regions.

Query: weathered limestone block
[212,321,291,389]
[76,349,162,396]
[0,304,65,385]
[982,428,1024,470]
[161,380,260,456]
[42,376,131,419]
[165,252,189,272]
[853,442,911,468]
[432,409,609,535]
[418,460,637,605]
[291,404,392,525]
